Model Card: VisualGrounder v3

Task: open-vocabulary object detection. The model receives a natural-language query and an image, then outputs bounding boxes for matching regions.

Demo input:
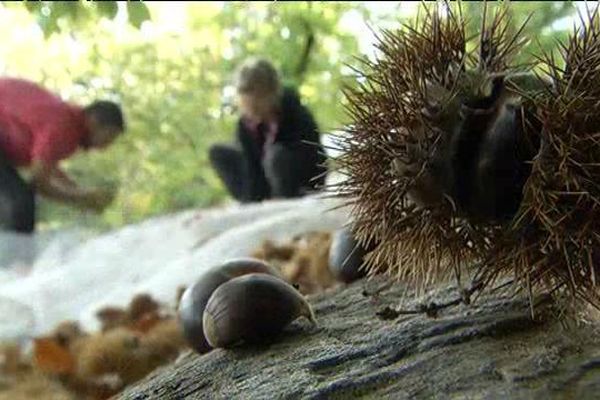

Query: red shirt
[0,78,89,167]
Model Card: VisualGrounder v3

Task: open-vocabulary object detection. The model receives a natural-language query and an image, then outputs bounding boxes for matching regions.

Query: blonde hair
[235,57,281,97]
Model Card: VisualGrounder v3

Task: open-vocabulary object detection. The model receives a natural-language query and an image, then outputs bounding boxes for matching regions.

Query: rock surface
[118,277,600,399]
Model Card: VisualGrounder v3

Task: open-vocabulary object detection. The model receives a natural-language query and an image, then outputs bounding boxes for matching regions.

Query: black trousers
[209,142,326,203]
[0,150,35,233]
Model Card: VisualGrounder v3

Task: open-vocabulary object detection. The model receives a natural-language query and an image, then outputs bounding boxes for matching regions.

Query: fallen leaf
[33,337,75,375]
[129,313,161,334]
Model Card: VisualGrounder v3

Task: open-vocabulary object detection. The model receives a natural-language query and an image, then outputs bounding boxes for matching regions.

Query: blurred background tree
[0,1,580,231]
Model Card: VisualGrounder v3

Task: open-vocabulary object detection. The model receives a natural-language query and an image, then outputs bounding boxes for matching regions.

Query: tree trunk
[117,277,600,400]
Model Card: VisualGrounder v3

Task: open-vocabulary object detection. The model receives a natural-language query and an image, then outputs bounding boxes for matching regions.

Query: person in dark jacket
[209,57,327,202]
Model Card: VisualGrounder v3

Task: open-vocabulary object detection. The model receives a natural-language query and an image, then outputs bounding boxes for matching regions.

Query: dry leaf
[33,337,76,375]
[129,313,161,334]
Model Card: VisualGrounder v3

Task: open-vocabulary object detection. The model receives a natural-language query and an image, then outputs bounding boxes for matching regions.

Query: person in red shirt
[0,78,125,233]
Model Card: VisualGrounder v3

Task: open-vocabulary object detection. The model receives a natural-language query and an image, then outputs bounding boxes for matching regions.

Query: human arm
[29,160,115,212]
[27,118,116,211]
[297,105,320,145]
[236,121,270,202]
[51,167,78,188]
[277,87,320,146]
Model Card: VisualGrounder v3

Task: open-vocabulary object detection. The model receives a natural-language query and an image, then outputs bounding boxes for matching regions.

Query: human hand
[81,187,117,213]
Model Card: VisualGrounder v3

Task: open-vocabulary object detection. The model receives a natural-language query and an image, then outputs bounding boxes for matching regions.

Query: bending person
[0,77,125,233]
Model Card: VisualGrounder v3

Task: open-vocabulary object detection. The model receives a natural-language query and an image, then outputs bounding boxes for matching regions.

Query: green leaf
[127,2,151,29]
[24,1,42,13]
[97,1,119,20]
[37,12,60,38]
[52,2,80,20]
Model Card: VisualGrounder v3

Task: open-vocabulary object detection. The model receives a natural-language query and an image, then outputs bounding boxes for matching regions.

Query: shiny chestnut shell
[203,273,315,348]
[328,227,371,283]
[178,258,281,353]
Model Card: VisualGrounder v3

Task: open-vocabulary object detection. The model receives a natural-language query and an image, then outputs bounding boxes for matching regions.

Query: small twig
[375,276,556,322]
[376,292,463,320]
[362,280,395,298]
[376,278,485,320]
[376,306,403,320]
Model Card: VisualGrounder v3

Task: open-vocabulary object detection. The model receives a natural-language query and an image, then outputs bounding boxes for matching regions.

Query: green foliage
[2,2,368,230]
[0,2,578,231]
[97,2,118,20]
[18,1,150,37]
[461,1,576,66]
[126,2,150,29]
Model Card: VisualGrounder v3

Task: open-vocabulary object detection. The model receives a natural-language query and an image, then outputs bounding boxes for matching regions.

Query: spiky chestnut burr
[481,6,600,310]
[332,2,600,311]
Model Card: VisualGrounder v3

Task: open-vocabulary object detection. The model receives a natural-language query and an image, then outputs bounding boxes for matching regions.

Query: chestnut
[328,227,373,283]
[178,258,281,354]
[203,273,316,348]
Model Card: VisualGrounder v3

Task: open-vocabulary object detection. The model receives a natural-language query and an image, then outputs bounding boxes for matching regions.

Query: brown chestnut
[178,258,281,354]
[203,273,316,348]
[328,227,374,283]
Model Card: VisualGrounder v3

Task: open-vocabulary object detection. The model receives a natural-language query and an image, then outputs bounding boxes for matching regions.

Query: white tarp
[0,195,349,340]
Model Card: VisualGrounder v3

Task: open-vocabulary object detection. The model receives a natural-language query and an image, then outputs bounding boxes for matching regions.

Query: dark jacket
[235,87,326,201]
